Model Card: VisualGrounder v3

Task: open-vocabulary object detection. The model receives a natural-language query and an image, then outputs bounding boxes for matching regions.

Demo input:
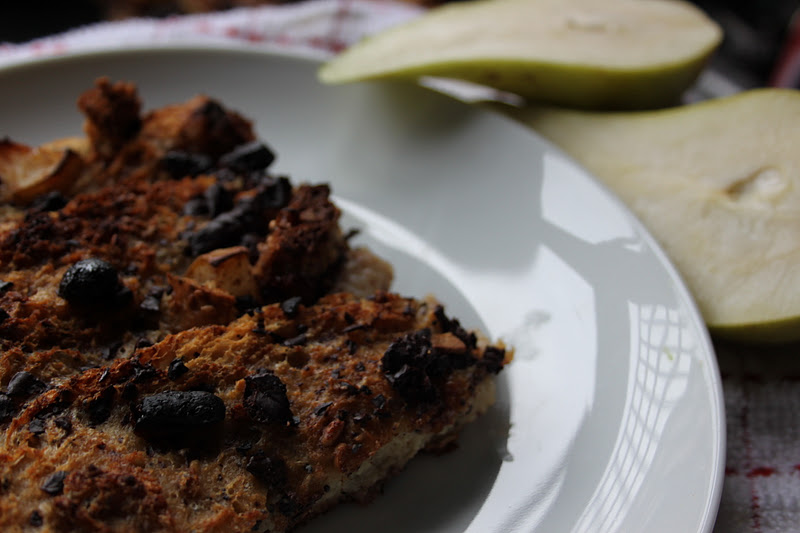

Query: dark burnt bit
[6,371,47,399]
[243,371,294,426]
[54,415,73,435]
[479,346,506,375]
[245,452,288,490]
[167,359,189,381]
[29,510,43,527]
[0,393,13,422]
[85,386,116,426]
[28,191,68,213]
[282,332,307,348]
[40,470,67,496]
[131,361,158,383]
[218,141,275,173]
[161,150,213,178]
[280,296,302,318]
[101,341,123,361]
[314,401,333,416]
[178,99,254,159]
[28,418,46,435]
[58,258,131,310]
[132,390,226,441]
[139,295,161,314]
[433,305,477,350]
[77,78,142,157]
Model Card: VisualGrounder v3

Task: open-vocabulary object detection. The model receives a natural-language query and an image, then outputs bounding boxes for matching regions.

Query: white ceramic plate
[0,48,724,533]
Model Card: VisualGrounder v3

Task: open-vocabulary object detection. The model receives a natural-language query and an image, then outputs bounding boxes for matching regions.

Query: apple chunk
[185,246,258,298]
[319,0,722,110]
[511,88,800,342]
[0,139,86,204]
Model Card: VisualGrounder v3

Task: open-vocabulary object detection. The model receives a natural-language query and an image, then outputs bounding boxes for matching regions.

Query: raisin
[40,471,67,496]
[167,359,189,381]
[243,372,293,425]
[58,258,129,309]
[246,452,288,489]
[6,371,46,398]
[161,150,213,178]
[133,390,225,438]
[218,141,275,173]
[381,330,437,404]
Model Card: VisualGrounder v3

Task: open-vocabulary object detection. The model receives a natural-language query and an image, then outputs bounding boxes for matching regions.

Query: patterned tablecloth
[1,2,796,531]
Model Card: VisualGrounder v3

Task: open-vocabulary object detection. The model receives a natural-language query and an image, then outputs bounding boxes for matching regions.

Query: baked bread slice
[0,292,507,532]
[0,79,509,532]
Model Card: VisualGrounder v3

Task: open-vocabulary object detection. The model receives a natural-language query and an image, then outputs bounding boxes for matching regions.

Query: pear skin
[510,89,800,342]
[319,0,722,110]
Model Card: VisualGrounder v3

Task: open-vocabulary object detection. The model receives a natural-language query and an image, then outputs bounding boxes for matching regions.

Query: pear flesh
[512,89,800,342]
[319,0,722,110]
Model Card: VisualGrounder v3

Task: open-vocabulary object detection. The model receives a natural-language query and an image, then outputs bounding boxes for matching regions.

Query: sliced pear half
[319,0,722,110]
[510,88,800,342]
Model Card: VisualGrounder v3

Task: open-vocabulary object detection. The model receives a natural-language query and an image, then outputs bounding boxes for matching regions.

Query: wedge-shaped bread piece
[0,292,507,532]
[319,0,722,109]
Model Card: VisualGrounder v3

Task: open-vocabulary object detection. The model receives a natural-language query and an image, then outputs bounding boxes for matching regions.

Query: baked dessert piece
[0,79,391,381]
[0,292,506,532]
[0,80,509,532]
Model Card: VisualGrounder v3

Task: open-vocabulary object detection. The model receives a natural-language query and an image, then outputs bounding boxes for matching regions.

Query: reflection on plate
[0,47,724,532]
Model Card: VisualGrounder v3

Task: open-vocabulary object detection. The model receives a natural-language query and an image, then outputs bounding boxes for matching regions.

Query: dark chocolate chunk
[161,150,213,178]
[6,371,46,399]
[204,183,234,218]
[167,359,189,381]
[58,258,128,309]
[0,280,14,293]
[133,390,226,437]
[280,296,302,318]
[40,471,67,496]
[0,309,9,324]
[182,196,210,216]
[246,452,288,489]
[29,510,43,527]
[218,141,275,173]
[243,372,294,425]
